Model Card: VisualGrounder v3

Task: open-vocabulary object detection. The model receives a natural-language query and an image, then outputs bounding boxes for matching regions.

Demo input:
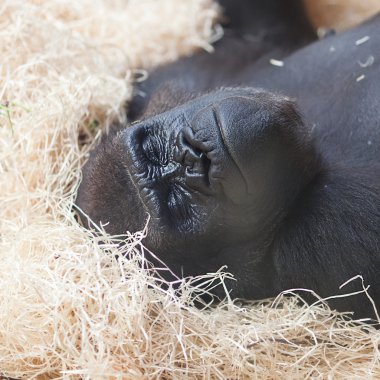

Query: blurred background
[304,0,380,31]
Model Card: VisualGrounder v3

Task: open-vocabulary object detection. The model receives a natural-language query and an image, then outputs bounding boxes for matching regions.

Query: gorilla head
[76,88,318,297]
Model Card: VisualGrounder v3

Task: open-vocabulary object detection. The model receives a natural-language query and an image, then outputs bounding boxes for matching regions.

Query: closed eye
[142,131,169,166]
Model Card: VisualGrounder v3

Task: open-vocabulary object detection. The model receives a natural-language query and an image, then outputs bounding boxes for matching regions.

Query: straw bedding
[304,0,380,31]
[1,0,380,378]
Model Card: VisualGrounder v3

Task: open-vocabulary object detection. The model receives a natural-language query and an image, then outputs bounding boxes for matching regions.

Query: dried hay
[1,0,380,378]
[304,0,380,31]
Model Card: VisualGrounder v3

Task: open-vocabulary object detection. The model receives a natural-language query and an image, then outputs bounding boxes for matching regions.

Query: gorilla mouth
[211,104,249,189]
[189,100,250,203]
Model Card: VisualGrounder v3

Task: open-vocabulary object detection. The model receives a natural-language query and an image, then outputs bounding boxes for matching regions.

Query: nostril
[183,150,195,168]
[174,128,213,193]
[175,128,208,165]
[185,170,213,195]
[182,127,209,156]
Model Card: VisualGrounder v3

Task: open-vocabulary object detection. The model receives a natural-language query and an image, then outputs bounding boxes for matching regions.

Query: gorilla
[76,0,380,321]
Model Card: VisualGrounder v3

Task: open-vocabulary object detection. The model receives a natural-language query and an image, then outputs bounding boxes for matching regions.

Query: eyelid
[142,131,169,166]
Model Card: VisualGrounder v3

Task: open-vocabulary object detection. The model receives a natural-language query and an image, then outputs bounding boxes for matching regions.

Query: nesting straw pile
[1,0,380,378]
[304,0,380,31]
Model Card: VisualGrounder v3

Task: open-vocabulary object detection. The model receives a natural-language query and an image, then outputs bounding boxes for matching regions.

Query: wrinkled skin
[77,0,380,320]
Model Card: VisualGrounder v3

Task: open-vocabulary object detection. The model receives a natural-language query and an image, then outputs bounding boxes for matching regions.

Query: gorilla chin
[76,87,319,299]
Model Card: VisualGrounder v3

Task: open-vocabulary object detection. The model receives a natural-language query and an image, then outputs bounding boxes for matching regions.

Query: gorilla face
[76,88,317,291]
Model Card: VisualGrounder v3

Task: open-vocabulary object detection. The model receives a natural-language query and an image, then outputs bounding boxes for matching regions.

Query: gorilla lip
[210,102,249,195]
[189,100,250,204]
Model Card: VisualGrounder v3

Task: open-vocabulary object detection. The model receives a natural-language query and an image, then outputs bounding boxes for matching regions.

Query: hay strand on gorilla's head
[1,0,380,378]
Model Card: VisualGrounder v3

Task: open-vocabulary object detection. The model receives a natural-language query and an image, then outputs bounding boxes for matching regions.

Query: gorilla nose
[174,128,214,195]
[189,97,252,204]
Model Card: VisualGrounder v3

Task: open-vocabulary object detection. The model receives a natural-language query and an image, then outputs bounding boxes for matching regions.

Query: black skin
[77,0,380,320]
